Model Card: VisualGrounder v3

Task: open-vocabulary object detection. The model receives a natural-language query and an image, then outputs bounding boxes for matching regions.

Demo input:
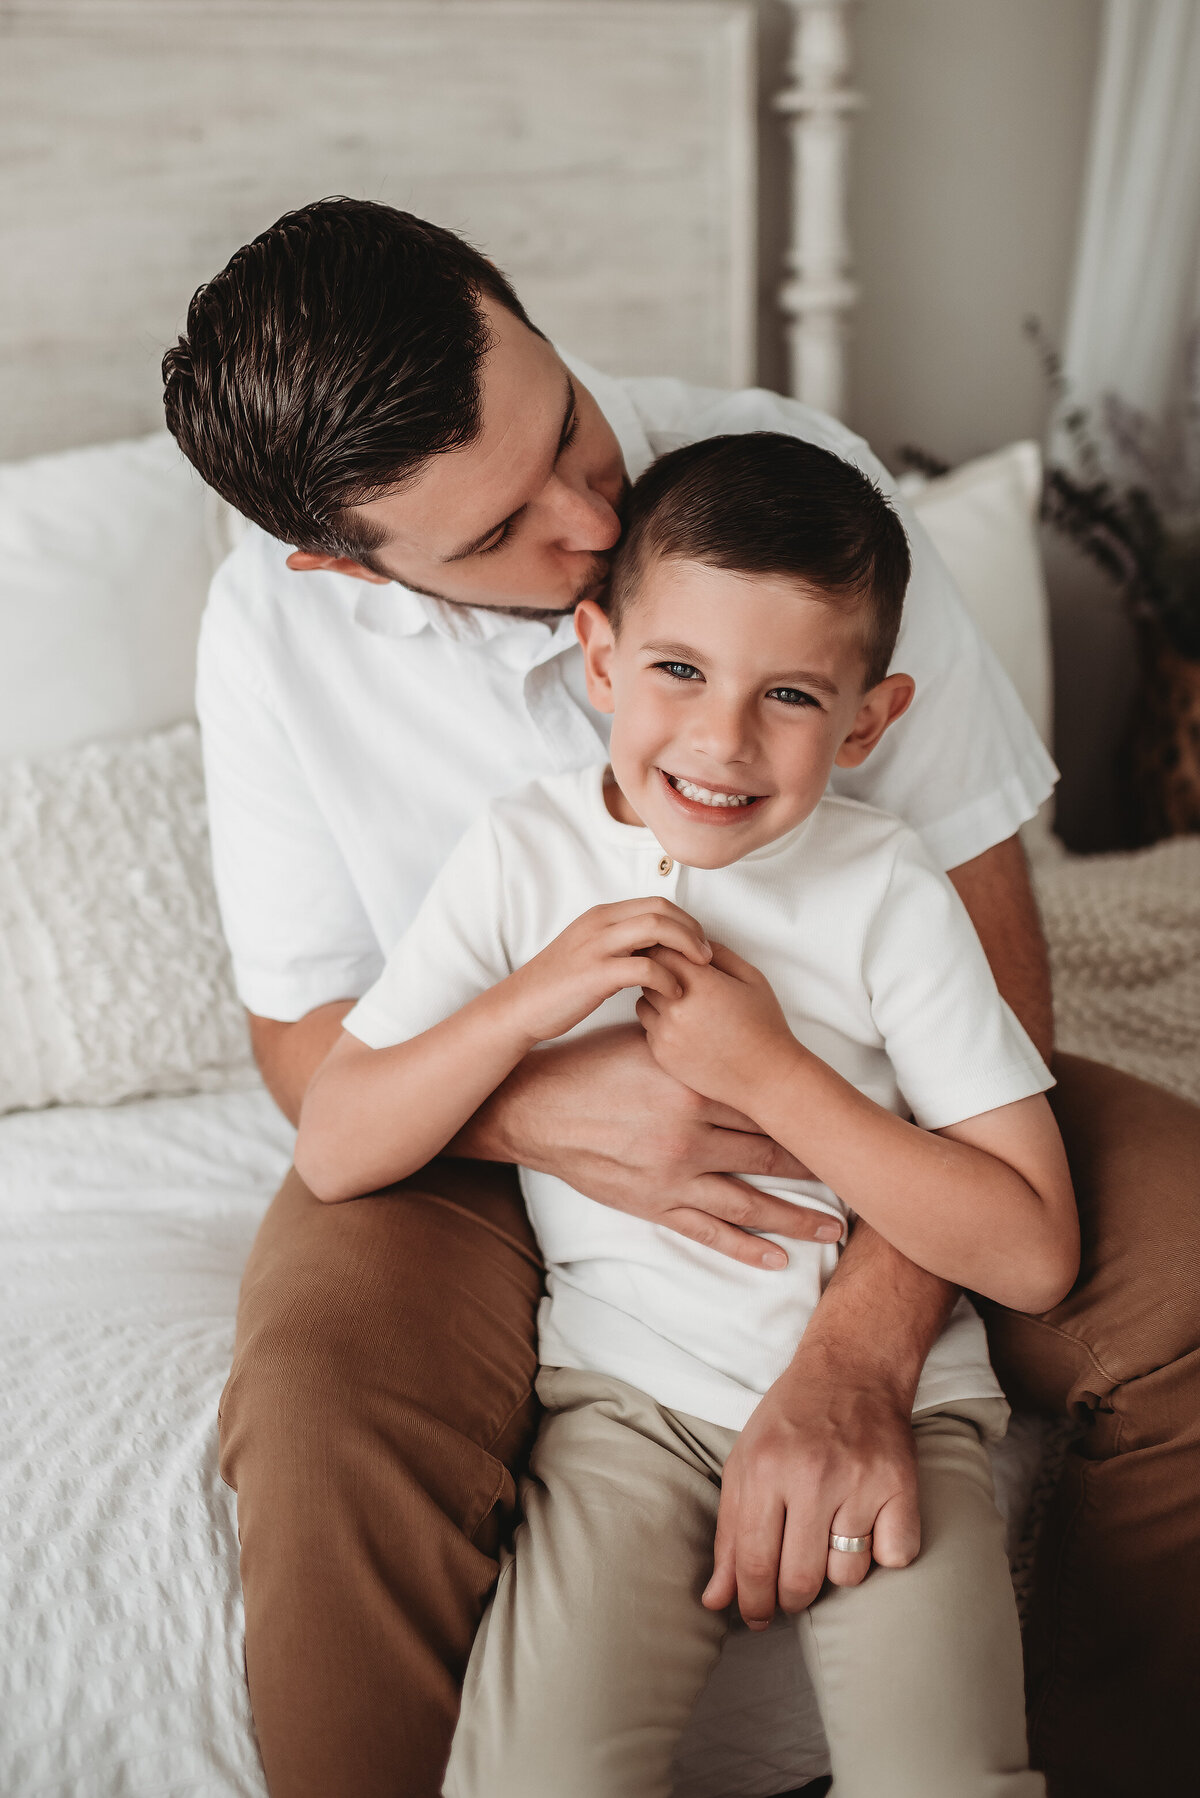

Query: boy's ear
[574,599,618,713]
[835,672,915,768]
[285,549,391,586]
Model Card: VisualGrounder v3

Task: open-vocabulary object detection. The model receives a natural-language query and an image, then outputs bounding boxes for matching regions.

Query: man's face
[575,559,914,870]
[291,297,628,611]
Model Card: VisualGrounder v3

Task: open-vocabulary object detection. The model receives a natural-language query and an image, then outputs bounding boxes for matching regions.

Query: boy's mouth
[660,768,766,820]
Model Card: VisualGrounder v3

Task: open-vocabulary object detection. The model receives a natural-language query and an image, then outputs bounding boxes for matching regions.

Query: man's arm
[948,832,1054,1060]
[248,1001,353,1126]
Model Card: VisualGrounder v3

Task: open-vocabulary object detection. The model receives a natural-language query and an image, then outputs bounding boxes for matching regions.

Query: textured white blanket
[1034,835,1200,1105]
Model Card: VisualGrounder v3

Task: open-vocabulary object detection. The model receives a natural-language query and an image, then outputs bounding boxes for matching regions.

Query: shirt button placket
[649,851,681,898]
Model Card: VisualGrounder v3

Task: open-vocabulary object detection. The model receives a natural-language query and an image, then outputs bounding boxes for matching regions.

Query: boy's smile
[575,557,915,870]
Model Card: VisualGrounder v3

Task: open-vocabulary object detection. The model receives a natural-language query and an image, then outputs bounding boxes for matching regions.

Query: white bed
[3,4,1199,1796]
[1,1079,1058,1797]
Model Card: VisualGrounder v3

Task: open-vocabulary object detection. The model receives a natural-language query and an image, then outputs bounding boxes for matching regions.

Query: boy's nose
[690,702,756,767]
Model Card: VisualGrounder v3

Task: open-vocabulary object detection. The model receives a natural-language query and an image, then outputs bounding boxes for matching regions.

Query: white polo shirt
[196,357,1057,1022]
[345,766,1053,1431]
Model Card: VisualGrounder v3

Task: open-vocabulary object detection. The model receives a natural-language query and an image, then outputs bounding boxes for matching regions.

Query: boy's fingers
[624,959,682,1003]
[650,942,709,978]
[707,941,759,982]
[605,903,711,960]
[611,918,710,965]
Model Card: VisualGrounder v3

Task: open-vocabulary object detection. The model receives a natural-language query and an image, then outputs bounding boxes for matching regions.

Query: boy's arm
[294,896,714,1203]
[295,986,536,1202]
[640,943,1077,1313]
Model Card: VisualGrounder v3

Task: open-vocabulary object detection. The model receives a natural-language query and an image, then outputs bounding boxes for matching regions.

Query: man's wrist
[790,1221,957,1411]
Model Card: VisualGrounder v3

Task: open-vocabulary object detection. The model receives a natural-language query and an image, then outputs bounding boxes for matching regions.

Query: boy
[295,433,1078,1798]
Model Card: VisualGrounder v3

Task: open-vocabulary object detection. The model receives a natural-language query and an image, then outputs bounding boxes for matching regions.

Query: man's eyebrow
[641,640,841,697]
[442,373,578,564]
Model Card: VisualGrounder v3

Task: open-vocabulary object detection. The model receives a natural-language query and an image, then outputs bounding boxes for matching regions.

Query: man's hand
[704,1334,921,1629]
[636,942,797,1115]
[450,1023,840,1270]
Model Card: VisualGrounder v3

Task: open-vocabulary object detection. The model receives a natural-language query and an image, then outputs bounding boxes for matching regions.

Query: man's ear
[835,672,916,768]
[574,599,617,714]
[285,549,391,586]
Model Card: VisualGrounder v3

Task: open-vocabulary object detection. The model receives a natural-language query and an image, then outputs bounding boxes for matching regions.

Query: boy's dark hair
[606,433,911,687]
[162,197,540,566]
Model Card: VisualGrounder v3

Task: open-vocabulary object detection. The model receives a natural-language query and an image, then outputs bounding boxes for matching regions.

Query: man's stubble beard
[393,553,612,622]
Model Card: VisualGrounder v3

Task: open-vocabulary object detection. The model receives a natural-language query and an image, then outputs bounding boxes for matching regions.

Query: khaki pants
[442,1368,1039,1798]
[218,1058,1200,1798]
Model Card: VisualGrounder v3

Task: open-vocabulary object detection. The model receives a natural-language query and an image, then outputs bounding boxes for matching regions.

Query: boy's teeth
[668,775,754,808]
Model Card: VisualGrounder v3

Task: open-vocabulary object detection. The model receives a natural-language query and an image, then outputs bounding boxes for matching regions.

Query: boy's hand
[636,942,799,1114]
[505,898,712,1048]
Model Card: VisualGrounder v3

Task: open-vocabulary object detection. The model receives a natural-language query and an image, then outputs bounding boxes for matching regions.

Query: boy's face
[576,558,914,869]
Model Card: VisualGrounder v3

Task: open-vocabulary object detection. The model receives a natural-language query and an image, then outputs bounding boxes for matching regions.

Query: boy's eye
[656,661,704,682]
[767,686,820,709]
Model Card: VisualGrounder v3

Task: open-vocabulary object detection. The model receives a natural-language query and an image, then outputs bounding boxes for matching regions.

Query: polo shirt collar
[352,349,653,646]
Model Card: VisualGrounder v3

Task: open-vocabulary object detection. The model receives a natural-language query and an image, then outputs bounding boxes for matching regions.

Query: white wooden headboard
[0,0,859,461]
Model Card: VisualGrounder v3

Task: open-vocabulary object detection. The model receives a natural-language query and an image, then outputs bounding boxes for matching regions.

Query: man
[163,199,1200,1798]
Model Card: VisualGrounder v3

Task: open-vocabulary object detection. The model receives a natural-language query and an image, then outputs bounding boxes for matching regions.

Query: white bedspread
[0,1088,292,1798]
[0,1084,1048,1798]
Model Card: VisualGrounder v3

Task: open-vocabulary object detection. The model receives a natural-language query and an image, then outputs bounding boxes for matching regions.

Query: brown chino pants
[218,1055,1200,1798]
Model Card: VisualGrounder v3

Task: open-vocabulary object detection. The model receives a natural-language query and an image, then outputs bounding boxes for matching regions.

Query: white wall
[842,0,1129,848]
[847,0,1100,468]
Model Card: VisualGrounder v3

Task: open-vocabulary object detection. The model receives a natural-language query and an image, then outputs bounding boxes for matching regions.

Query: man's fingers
[870,1488,921,1570]
[703,1127,816,1185]
[698,1172,840,1244]
[703,1490,739,1612]
[776,1506,831,1613]
[824,1502,881,1589]
[734,1493,787,1629]
[661,1200,790,1270]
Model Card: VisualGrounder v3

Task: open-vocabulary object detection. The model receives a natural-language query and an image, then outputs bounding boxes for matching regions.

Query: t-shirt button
[658,855,673,876]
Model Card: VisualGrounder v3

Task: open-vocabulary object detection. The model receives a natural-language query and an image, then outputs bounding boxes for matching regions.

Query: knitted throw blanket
[1033,835,1200,1105]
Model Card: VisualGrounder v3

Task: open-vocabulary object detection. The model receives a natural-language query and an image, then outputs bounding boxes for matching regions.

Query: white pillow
[901,441,1054,751]
[0,723,254,1113]
[0,432,231,763]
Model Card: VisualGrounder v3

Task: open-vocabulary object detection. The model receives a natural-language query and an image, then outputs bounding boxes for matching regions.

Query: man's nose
[544,471,622,553]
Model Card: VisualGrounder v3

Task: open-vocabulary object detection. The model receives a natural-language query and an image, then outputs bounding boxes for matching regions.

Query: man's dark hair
[162,197,540,566]
[606,433,911,687]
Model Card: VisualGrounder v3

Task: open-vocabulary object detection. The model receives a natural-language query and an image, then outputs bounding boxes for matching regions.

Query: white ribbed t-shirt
[345,765,1053,1433]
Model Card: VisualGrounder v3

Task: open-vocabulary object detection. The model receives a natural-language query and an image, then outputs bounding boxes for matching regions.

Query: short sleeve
[196,556,382,1021]
[343,813,512,1049]
[864,830,1053,1130]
